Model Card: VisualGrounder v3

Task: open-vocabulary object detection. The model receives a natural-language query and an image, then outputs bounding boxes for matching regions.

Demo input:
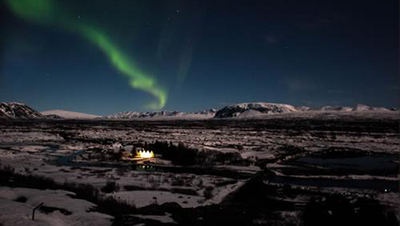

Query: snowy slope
[41,110,100,119]
[0,102,43,119]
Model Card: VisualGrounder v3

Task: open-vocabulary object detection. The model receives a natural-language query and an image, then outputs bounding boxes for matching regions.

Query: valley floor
[0,112,398,225]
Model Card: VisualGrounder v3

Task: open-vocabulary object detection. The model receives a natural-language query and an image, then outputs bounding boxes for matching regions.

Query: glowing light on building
[136,150,154,159]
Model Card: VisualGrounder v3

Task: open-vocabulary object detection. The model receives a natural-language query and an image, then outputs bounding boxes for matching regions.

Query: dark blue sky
[0,0,398,115]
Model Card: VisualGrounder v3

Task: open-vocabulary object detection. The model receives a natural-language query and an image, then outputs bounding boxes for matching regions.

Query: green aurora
[5,0,167,110]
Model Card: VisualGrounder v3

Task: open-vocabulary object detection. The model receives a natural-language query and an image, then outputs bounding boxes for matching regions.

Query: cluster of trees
[144,141,197,166]
[142,141,245,166]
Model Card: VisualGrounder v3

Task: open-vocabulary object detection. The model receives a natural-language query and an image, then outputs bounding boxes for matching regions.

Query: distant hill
[0,102,43,119]
[41,110,100,119]
[214,102,298,118]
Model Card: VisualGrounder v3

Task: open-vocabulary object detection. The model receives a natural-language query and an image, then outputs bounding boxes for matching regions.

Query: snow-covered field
[0,112,398,225]
[0,187,113,226]
[0,142,247,209]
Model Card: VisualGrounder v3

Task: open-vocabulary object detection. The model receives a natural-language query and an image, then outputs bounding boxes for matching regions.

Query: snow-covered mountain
[0,102,43,119]
[214,102,298,118]
[105,109,217,120]
[106,102,396,120]
[214,102,397,119]
[317,104,391,112]
[41,110,100,119]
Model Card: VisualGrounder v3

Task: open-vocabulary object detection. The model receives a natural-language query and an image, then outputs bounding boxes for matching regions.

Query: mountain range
[0,102,396,120]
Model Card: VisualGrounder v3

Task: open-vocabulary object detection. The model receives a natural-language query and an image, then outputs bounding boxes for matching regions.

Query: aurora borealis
[81,26,167,110]
[4,0,167,109]
[0,0,398,114]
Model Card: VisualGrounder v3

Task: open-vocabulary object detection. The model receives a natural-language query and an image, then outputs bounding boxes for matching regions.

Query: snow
[0,138,248,207]
[0,187,113,226]
[41,110,100,119]
[204,180,246,205]
[240,151,275,160]
[0,110,398,213]
[109,191,203,208]
[131,213,176,224]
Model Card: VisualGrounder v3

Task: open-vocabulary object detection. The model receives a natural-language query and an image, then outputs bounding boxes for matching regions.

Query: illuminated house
[136,149,154,159]
[120,147,154,162]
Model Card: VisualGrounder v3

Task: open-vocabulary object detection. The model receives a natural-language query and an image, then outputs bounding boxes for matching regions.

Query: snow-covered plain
[0,110,398,225]
[0,141,250,211]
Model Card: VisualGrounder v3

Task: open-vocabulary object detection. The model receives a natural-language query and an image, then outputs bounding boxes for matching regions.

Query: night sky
[0,0,398,115]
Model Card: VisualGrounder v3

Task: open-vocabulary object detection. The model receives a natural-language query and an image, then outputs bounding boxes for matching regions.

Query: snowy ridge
[0,102,43,119]
[41,110,100,119]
